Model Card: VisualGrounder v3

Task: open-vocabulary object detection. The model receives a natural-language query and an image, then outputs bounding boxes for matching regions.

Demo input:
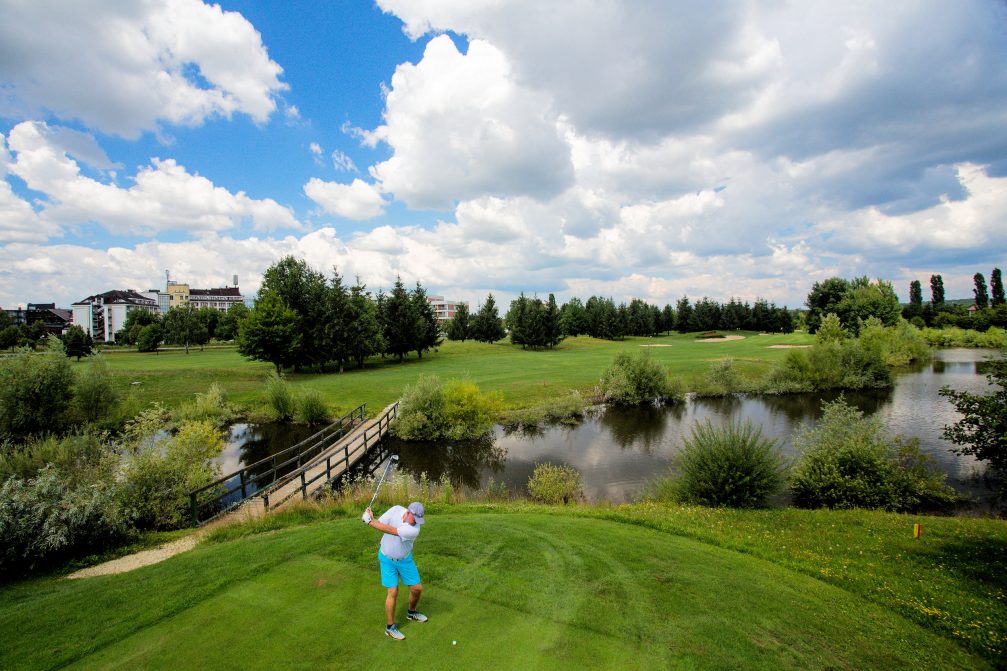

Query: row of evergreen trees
[236,257,442,373]
[447,292,795,348]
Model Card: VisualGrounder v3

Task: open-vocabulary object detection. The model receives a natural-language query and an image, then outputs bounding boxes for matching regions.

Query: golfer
[362,501,427,640]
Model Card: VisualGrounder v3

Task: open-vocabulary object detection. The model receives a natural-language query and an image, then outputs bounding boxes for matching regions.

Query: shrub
[392,376,446,440]
[0,465,132,575]
[858,318,930,366]
[174,383,236,426]
[670,420,785,508]
[295,388,330,425]
[527,463,583,504]
[72,356,120,424]
[0,340,74,436]
[441,380,502,440]
[264,372,295,421]
[704,358,741,394]
[118,420,225,530]
[0,429,112,482]
[920,326,1007,349]
[600,351,678,405]
[761,349,815,394]
[500,391,587,430]
[393,376,501,440]
[789,398,959,512]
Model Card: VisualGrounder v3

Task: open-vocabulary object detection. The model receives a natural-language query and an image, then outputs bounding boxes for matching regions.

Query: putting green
[2,514,984,670]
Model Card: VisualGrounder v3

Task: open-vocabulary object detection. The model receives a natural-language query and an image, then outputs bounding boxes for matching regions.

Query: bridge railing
[263,401,399,510]
[189,403,366,526]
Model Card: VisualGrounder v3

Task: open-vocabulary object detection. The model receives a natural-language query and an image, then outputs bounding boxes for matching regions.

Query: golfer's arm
[368,520,399,535]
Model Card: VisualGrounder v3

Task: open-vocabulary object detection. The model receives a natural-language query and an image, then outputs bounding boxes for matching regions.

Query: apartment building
[71,290,158,343]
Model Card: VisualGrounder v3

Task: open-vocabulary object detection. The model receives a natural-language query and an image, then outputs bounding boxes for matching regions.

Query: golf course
[1,502,1003,670]
[94,332,812,416]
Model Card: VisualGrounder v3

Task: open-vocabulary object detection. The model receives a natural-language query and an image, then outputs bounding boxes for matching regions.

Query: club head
[391,454,400,463]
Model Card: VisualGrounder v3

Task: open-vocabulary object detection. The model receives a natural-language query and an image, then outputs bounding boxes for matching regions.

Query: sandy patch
[696,335,746,342]
[640,344,673,347]
[67,534,202,579]
[767,344,811,349]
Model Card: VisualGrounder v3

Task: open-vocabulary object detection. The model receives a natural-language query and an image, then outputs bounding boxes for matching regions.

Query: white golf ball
[453,641,457,645]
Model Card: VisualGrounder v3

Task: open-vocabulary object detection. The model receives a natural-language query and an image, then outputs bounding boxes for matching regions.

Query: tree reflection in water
[387,435,507,490]
[597,403,680,454]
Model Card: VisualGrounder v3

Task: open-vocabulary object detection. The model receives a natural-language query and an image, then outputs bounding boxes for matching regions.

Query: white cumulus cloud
[304,178,387,220]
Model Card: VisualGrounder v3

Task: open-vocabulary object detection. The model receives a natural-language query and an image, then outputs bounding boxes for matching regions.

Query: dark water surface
[221,348,1000,504]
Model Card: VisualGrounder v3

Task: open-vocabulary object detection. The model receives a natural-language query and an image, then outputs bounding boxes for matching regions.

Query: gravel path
[67,533,205,579]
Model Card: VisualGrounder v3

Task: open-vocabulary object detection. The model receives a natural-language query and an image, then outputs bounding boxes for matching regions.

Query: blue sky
[1,0,1005,309]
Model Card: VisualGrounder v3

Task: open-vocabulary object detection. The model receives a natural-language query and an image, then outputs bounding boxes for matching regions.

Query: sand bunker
[767,344,810,349]
[640,344,673,347]
[696,335,746,342]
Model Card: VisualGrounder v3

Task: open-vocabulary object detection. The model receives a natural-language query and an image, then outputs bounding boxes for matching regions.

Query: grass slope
[93,333,811,416]
[0,508,993,670]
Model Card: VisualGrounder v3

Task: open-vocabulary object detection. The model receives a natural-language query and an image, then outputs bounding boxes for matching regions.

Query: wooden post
[190,493,199,527]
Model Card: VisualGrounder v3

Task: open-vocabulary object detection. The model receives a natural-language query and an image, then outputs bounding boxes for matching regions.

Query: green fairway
[93,333,813,416]
[0,510,990,670]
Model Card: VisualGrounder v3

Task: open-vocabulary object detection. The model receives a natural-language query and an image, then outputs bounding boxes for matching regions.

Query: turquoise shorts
[378,551,421,588]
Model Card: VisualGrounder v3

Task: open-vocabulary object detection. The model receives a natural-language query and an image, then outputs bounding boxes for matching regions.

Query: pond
[219,348,1001,506]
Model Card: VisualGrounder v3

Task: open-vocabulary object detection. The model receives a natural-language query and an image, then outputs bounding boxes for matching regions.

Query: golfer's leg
[408,583,422,611]
[385,587,398,625]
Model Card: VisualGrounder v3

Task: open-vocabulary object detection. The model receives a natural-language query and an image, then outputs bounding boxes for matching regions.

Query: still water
[221,349,1000,504]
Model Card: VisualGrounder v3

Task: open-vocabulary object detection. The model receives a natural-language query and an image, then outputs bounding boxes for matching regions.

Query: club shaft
[367,458,396,510]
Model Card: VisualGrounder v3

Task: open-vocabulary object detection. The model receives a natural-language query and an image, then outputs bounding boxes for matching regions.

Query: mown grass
[1,502,1002,670]
[89,332,812,418]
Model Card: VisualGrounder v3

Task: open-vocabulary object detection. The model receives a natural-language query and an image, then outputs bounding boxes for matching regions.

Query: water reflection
[220,349,1000,505]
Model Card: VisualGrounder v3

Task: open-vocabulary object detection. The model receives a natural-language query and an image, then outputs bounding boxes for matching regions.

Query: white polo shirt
[378,505,420,560]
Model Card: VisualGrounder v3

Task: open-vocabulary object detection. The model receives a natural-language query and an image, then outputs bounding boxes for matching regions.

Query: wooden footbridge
[189,401,399,527]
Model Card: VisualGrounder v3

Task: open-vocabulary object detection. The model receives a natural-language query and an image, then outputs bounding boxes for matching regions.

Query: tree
[507,293,530,347]
[692,297,721,332]
[833,277,902,335]
[411,282,442,359]
[446,303,471,341]
[805,277,850,334]
[973,272,989,309]
[906,280,923,320]
[381,277,416,363]
[559,298,588,337]
[543,294,564,348]
[660,304,675,334]
[260,256,328,371]
[237,291,301,374]
[991,268,1005,307]
[136,323,162,352]
[215,301,249,341]
[324,268,352,371]
[674,296,694,333]
[470,293,505,343]
[0,338,74,436]
[196,306,220,342]
[939,358,1007,477]
[930,274,945,308]
[61,324,93,361]
[118,309,159,346]
[345,278,383,369]
[162,304,207,354]
[0,325,18,350]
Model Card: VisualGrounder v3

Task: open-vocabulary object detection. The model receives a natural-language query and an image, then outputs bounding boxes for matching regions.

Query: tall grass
[263,372,294,421]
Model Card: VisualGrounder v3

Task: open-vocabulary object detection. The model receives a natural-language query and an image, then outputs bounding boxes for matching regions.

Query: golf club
[365,454,399,518]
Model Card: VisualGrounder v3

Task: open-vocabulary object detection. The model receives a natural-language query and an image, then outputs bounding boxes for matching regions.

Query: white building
[72,290,158,343]
[427,295,467,322]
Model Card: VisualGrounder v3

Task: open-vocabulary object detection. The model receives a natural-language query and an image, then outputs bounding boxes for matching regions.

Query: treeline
[115,302,249,352]
[448,293,794,348]
[903,269,1007,330]
[236,256,440,373]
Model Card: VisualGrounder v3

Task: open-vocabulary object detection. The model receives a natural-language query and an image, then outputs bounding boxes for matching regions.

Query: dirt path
[67,533,204,579]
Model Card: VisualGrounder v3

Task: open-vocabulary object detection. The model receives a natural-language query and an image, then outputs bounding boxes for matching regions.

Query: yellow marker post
[913,523,921,539]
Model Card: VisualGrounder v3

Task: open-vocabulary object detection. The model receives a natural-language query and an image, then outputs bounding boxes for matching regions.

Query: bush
[527,463,583,504]
[704,358,741,394]
[393,376,501,440]
[600,351,678,405]
[0,465,132,575]
[392,376,446,440]
[920,326,1007,349]
[0,429,112,482]
[858,318,930,366]
[441,380,502,439]
[264,372,295,421]
[118,420,225,530]
[670,420,785,508]
[174,383,236,426]
[789,399,959,512]
[0,340,74,436]
[295,388,330,425]
[72,356,120,424]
